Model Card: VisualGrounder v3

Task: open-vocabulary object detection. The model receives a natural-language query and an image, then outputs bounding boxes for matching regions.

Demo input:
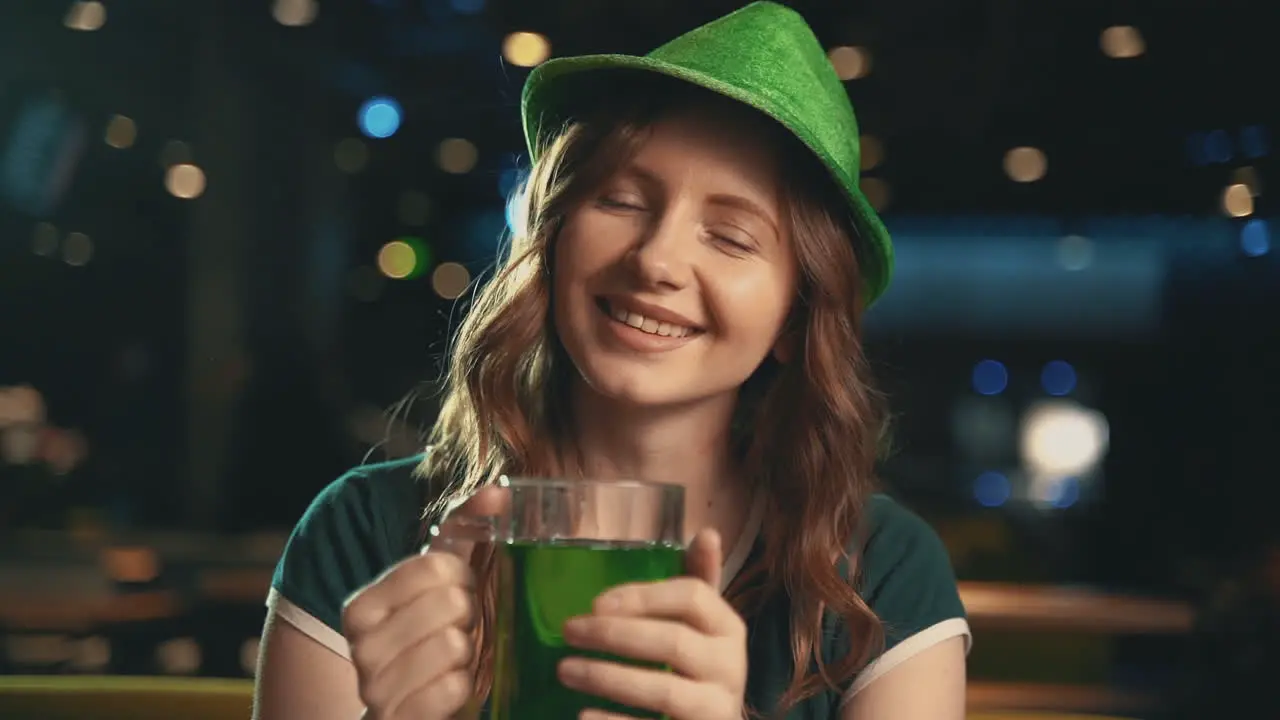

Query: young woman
[254,3,969,719]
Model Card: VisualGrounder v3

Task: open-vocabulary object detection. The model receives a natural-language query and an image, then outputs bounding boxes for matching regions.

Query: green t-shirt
[271,454,968,719]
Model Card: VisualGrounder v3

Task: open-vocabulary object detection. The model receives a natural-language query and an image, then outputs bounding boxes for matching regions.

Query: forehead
[623,99,784,196]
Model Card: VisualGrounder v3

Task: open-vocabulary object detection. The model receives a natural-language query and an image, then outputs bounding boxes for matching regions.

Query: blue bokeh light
[972,359,1009,396]
[1040,360,1077,396]
[1240,124,1271,159]
[1048,477,1080,509]
[974,472,1011,508]
[449,0,486,13]
[358,96,402,139]
[1204,129,1233,164]
[498,167,523,198]
[1241,218,1271,258]
[504,193,521,234]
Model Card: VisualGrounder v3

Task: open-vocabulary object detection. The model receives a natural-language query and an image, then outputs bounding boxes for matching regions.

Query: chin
[575,361,686,408]
[572,355,749,416]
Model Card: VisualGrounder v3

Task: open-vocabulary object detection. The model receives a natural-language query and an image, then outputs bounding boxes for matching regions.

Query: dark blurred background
[1,0,1277,716]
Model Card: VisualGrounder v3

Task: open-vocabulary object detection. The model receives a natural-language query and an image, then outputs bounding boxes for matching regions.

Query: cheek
[709,272,795,348]
[551,220,609,326]
[555,217,605,281]
[554,215,637,298]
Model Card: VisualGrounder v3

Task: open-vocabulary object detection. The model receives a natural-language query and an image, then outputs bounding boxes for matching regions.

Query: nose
[627,206,695,290]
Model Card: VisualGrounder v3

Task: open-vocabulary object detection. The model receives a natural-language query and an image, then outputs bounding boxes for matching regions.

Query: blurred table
[0,591,184,632]
[960,582,1194,634]
[0,529,1191,716]
[969,715,1135,720]
[0,528,1198,635]
[0,675,253,720]
[968,682,1157,715]
[0,676,1139,720]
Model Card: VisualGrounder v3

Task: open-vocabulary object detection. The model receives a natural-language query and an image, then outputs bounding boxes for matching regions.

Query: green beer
[490,539,685,719]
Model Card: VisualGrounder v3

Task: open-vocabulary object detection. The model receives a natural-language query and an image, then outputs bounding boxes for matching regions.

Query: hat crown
[645,2,862,182]
[519,1,894,303]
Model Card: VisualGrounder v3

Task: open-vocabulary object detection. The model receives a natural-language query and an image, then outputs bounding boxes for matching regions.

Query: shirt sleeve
[269,470,393,635]
[839,495,971,700]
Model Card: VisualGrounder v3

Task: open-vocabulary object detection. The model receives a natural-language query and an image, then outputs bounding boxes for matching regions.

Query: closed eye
[710,233,756,254]
[597,196,645,211]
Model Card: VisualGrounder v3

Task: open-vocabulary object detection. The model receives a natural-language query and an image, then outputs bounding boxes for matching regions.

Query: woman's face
[552,103,799,411]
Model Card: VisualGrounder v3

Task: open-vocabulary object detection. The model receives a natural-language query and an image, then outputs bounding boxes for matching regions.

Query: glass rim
[497,474,684,495]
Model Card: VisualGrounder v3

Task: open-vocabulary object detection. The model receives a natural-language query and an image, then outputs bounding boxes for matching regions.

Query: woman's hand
[340,487,505,720]
[557,529,748,720]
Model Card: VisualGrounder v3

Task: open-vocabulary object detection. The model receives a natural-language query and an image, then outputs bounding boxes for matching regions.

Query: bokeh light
[431,262,471,299]
[498,166,524,198]
[1004,146,1047,182]
[1222,183,1253,217]
[972,359,1009,396]
[376,238,432,280]
[64,1,105,31]
[1020,401,1110,477]
[104,115,136,149]
[61,232,93,267]
[358,97,402,139]
[1241,218,1271,257]
[859,135,884,171]
[1100,26,1145,59]
[166,164,206,199]
[503,32,551,67]
[827,46,871,80]
[1040,360,1077,396]
[859,177,891,211]
[437,138,478,174]
[1055,235,1094,271]
[272,0,317,27]
[974,471,1011,508]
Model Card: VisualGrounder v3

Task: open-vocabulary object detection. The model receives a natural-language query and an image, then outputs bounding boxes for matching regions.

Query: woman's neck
[565,380,752,545]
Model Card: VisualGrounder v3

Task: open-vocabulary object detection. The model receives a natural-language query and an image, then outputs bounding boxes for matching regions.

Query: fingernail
[558,658,585,687]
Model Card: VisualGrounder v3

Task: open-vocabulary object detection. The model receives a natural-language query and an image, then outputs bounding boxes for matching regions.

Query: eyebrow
[618,164,780,235]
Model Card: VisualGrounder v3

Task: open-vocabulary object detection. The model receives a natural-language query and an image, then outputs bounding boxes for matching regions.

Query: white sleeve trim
[266,587,353,661]
[719,491,766,592]
[840,617,972,705]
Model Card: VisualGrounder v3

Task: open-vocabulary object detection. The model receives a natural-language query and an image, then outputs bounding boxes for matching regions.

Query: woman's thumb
[685,528,724,591]
[423,485,509,559]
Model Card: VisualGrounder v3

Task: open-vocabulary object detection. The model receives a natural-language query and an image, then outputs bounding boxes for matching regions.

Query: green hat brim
[521,54,894,306]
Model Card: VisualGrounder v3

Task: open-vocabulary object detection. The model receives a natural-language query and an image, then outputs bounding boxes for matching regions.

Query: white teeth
[607,303,693,338]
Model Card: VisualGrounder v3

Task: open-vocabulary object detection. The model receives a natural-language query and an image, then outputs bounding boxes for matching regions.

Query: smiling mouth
[597,299,699,339]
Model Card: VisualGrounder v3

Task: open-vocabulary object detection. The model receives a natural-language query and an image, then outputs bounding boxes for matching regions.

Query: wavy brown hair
[417,74,887,717]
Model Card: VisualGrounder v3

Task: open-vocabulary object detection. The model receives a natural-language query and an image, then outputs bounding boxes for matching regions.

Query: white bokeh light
[1020,400,1110,477]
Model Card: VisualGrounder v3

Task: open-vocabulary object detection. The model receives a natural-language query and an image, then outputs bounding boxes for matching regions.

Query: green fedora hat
[521,1,894,304]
